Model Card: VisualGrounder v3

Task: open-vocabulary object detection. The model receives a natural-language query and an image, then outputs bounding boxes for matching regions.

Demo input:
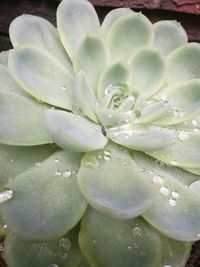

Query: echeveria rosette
[0,0,200,266]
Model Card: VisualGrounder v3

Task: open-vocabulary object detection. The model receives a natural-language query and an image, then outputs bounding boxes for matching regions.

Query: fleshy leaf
[97,62,130,99]
[96,108,125,127]
[160,234,191,267]
[0,65,27,96]
[1,150,87,240]
[167,43,200,85]
[78,144,156,219]
[73,35,109,92]
[132,152,200,241]
[153,20,187,56]
[154,79,200,125]
[0,144,56,187]
[0,91,51,145]
[101,8,133,36]
[106,13,153,62]
[4,225,83,267]
[149,130,200,169]
[0,50,10,66]
[57,0,100,57]
[129,48,166,97]
[46,110,108,152]
[9,45,75,110]
[79,208,162,267]
[9,15,72,72]
[107,124,177,152]
[75,71,98,123]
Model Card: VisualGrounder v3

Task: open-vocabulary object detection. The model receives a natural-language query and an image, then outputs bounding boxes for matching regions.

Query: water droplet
[148,170,154,175]
[108,114,113,119]
[10,158,14,163]
[63,171,72,178]
[48,264,59,267]
[192,119,198,127]
[91,127,98,133]
[73,115,79,121]
[0,189,13,204]
[61,86,67,91]
[152,175,164,185]
[128,246,132,250]
[178,131,189,141]
[55,171,62,176]
[120,159,128,166]
[160,186,170,196]
[169,198,176,207]
[54,158,59,163]
[35,162,42,167]
[197,233,200,238]
[171,191,179,199]
[3,224,7,229]
[171,160,178,166]
[162,265,172,267]
[103,151,111,161]
[132,227,142,238]
[59,237,71,251]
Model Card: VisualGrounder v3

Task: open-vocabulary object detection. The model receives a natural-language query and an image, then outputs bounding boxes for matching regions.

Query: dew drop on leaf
[152,175,164,185]
[55,171,62,177]
[0,189,13,204]
[159,186,170,196]
[132,227,142,238]
[59,237,72,251]
[171,191,180,199]
[35,162,42,167]
[63,171,72,178]
[168,198,176,207]
[178,131,190,141]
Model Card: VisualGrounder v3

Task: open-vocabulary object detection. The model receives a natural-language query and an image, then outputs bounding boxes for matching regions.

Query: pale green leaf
[79,208,162,267]
[107,124,177,152]
[78,143,156,219]
[106,13,153,62]
[0,91,51,145]
[73,35,109,93]
[101,8,133,36]
[1,150,87,240]
[0,144,56,187]
[75,71,98,123]
[97,62,130,99]
[153,20,187,56]
[46,110,108,152]
[4,225,83,267]
[132,152,200,241]
[9,45,75,110]
[154,79,200,125]
[9,15,73,72]
[57,0,100,57]
[167,43,200,85]
[129,48,166,97]
[0,65,27,96]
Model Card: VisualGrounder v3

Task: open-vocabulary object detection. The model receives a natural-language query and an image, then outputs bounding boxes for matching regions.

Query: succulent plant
[0,0,200,266]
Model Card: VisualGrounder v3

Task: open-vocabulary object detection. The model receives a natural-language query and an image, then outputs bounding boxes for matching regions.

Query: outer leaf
[108,124,177,152]
[9,45,75,110]
[4,225,83,267]
[160,234,191,267]
[0,91,51,145]
[97,62,130,99]
[79,208,162,267]
[149,130,200,169]
[153,20,188,56]
[73,35,109,92]
[78,143,156,219]
[46,110,108,152]
[0,65,26,96]
[101,8,133,36]
[132,152,200,241]
[167,43,200,85]
[75,71,98,123]
[57,0,100,57]
[0,50,10,66]
[0,144,56,187]
[106,13,153,62]
[154,79,200,125]
[9,15,72,72]
[1,150,87,240]
[129,48,166,97]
